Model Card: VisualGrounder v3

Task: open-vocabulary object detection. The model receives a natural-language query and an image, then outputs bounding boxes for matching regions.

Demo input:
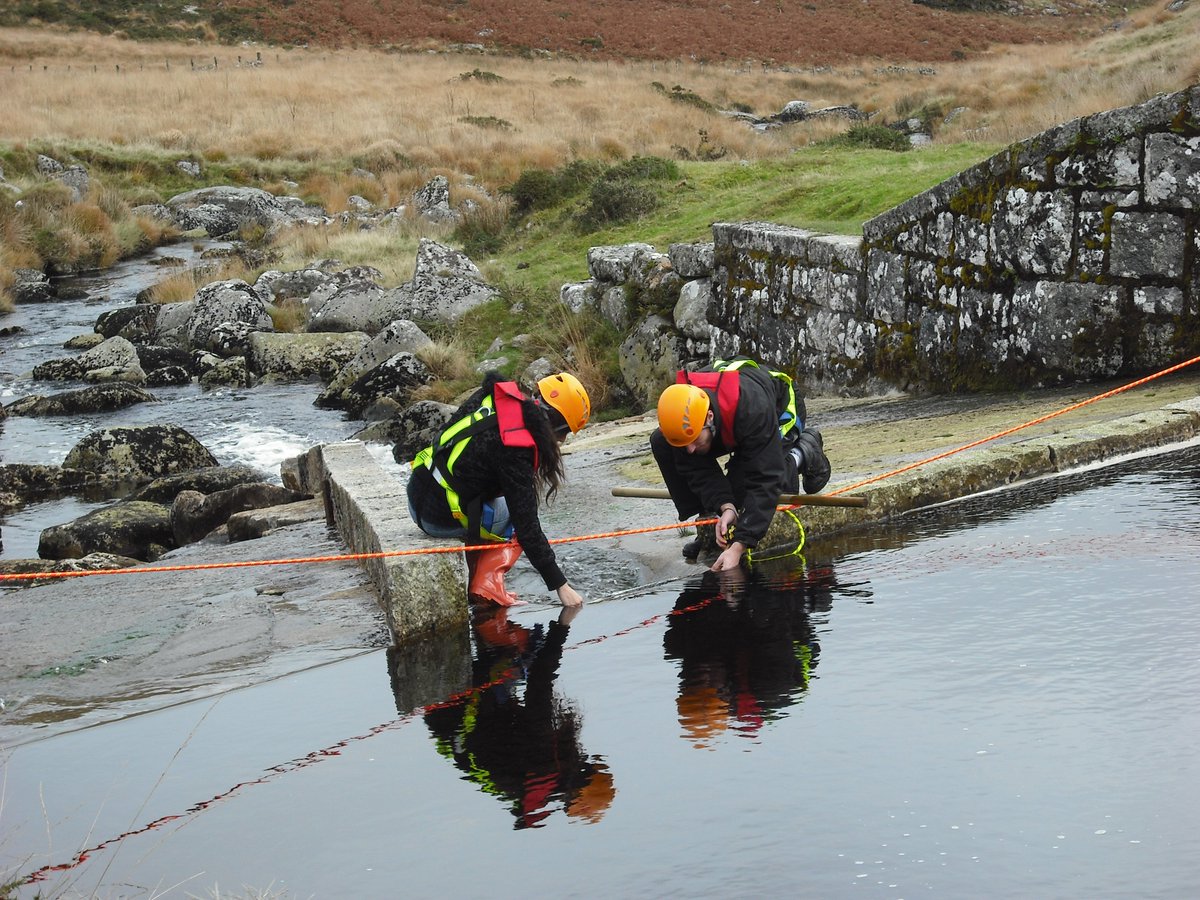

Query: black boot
[682,521,717,560]
[794,427,831,494]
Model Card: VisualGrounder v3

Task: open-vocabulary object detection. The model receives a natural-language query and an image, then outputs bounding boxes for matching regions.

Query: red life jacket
[493,381,538,468]
[677,369,740,448]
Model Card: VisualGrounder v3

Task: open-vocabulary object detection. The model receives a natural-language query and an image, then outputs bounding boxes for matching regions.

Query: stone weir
[708,83,1200,395]
[284,441,469,643]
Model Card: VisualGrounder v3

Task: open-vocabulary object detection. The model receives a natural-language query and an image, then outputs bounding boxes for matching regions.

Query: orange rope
[0,520,705,582]
[4,355,1197,584]
[821,353,1200,499]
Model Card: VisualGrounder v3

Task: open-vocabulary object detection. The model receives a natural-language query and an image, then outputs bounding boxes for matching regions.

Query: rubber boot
[467,542,525,606]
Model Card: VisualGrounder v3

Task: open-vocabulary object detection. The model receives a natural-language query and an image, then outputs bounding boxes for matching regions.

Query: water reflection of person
[664,559,836,748]
[423,606,614,828]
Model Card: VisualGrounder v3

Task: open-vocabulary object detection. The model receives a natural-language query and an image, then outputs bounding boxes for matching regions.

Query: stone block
[1110,211,1186,279]
[992,188,1073,276]
[865,249,907,324]
[1145,133,1200,209]
[1054,136,1140,188]
[668,241,715,278]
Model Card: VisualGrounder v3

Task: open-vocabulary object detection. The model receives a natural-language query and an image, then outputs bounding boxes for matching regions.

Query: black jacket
[671,365,792,548]
[407,374,566,591]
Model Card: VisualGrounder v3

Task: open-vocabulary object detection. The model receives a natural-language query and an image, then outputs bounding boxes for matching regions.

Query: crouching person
[650,357,831,572]
[407,371,591,607]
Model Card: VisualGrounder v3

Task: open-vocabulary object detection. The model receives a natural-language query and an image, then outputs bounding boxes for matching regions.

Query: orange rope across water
[0,521,701,583]
[4,354,1198,584]
[819,352,1200,500]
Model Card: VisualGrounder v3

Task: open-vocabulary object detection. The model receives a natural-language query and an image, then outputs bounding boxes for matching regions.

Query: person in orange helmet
[408,370,591,607]
[652,357,830,572]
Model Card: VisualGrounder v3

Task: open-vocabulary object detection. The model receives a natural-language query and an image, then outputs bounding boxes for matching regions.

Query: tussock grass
[267,225,422,286]
[267,298,307,333]
[145,257,256,303]
[412,339,480,402]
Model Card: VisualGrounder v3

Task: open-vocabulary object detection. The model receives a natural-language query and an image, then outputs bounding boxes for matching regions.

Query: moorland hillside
[0,0,1149,63]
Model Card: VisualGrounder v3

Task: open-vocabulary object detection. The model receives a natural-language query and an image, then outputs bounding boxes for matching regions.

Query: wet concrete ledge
[286,441,468,643]
[281,394,1200,640]
[759,397,1200,550]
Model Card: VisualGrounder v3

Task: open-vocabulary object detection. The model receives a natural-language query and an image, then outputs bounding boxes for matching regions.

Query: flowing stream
[0,242,362,558]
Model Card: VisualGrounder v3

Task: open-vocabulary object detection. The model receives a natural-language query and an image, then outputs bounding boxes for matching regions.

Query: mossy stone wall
[710,84,1200,394]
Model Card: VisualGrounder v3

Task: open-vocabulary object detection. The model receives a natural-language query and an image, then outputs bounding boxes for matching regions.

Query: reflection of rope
[18,589,727,887]
[19,661,523,886]
[5,354,1198,584]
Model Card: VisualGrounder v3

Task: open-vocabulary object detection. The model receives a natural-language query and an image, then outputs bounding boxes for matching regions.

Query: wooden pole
[611,486,868,508]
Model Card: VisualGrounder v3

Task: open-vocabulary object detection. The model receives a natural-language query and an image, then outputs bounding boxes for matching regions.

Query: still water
[3,444,1197,898]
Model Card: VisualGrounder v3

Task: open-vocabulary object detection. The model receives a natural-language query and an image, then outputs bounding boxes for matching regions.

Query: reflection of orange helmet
[566,765,616,823]
[676,684,729,748]
[657,383,709,447]
[538,372,591,433]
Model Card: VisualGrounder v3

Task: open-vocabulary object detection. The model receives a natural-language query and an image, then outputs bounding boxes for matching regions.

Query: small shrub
[551,76,583,87]
[459,68,503,83]
[505,159,603,215]
[453,194,513,257]
[605,155,680,182]
[507,168,560,214]
[577,177,658,231]
[459,115,513,130]
[675,129,727,161]
[652,82,717,113]
[827,124,912,152]
[557,158,606,194]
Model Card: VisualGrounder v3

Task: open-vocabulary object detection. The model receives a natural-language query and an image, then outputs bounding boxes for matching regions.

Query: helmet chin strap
[535,395,571,437]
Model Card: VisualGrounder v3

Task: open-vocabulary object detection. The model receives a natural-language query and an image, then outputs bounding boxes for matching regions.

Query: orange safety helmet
[657,383,710,447]
[537,372,591,433]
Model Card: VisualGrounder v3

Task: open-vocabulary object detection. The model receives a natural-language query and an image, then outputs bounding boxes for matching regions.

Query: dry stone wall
[708,85,1200,395]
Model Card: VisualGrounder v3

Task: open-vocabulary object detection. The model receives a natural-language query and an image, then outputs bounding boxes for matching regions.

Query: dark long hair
[522,396,567,502]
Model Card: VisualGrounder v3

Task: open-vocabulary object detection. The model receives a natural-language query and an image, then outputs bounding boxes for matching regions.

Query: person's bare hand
[556,583,585,607]
[709,541,747,573]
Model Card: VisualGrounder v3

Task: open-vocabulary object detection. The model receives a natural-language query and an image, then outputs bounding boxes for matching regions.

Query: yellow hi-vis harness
[710,358,801,439]
[411,381,538,542]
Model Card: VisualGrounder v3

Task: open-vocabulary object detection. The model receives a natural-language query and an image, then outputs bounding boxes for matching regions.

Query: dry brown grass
[145,258,256,303]
[1,5,1192,200]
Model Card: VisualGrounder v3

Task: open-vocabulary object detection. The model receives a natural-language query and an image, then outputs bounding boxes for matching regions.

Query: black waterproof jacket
[407,373,567,590]
[670,365,794,548]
